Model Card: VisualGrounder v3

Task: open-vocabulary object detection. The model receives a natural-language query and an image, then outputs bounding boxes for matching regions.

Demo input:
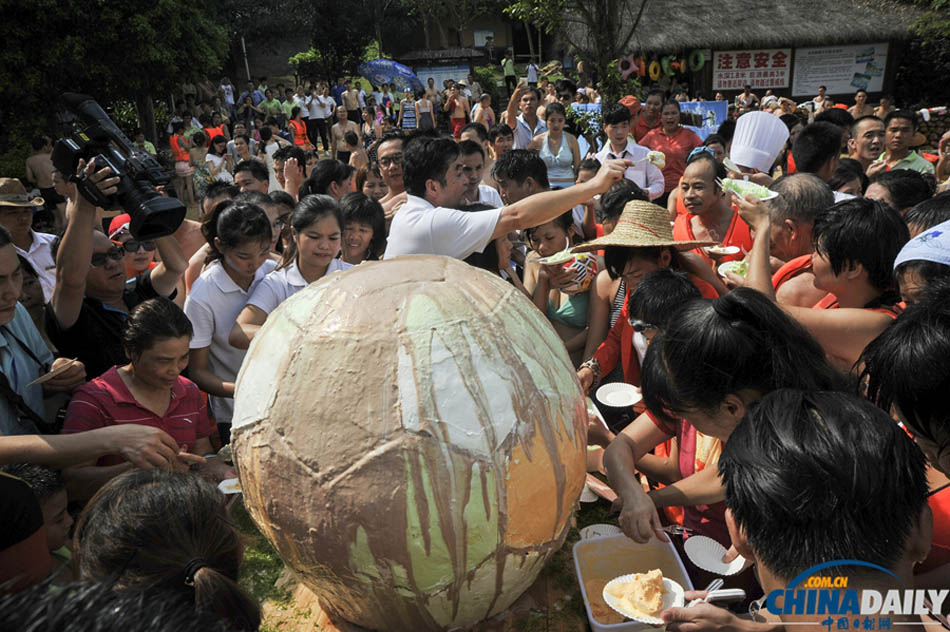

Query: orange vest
[812,293,903,318]
[170,134,188,162]
[771,254,813,291]
[290,119,309,147]
[672,208,753,268]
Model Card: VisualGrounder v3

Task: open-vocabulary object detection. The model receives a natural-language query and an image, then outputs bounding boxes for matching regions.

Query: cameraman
[46,160,187,380]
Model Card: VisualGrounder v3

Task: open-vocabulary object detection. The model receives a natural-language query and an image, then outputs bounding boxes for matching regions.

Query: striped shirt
[63,366,214,465]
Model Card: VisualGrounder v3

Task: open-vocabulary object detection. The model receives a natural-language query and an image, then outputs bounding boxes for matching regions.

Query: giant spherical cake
[232,255,587,630]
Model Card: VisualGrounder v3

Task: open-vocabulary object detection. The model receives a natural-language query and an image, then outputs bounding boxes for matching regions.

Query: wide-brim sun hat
[0,178,44,208]
[571,200,716,253]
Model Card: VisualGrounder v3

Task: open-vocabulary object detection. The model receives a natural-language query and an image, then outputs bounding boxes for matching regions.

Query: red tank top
[812,293,903,318]
[672,208,753,268]
[771,254,813,291]
[170,134,188,162]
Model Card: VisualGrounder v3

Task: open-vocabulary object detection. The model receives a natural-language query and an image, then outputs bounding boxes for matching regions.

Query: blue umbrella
[358,59,425,93]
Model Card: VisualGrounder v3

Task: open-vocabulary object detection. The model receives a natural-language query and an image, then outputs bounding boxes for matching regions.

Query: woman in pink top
[641,101,702,205]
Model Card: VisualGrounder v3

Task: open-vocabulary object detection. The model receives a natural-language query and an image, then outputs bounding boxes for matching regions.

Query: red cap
[619,95,642,116]
[108,213,132,239]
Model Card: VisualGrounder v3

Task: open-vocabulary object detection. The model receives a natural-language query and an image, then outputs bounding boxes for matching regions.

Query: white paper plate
[579,523,623,539]
[217,478,242,495]
[721,178,778,201]
[603,575,685,625]
[579,484,599,503]
[707,245,740,256]
[717,260,748,278]
[596,383,642,408]
[683,535,748,576]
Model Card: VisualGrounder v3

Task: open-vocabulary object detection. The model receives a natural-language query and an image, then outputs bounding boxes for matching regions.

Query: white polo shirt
[15,230,56,301]
[385,195,501,260]
[183,258,277,425]
[594,140,664,201]
[512,114,546,150]
[247,259,351,315]
[477,184,504,208]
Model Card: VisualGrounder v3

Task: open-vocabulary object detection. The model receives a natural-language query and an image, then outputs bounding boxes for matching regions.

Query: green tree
[0,0,228,155]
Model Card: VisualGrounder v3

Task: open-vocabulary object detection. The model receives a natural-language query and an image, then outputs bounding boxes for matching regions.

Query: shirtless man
[376,133,407,228]
[446,85,470,139]
[341,81,361,124]
[424,77,441,115]
[25,136,62,228]
[848,89,875,119]
[330,106,360,163]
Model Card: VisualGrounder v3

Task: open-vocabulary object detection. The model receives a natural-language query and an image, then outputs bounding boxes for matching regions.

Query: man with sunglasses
[46,160,188,380]
[377,131,408,222]
[108,215,157,281]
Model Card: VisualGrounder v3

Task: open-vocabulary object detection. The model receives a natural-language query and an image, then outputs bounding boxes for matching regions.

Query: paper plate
[579,483,599,503]
[721,178,778,201]
[596,383,643,408]
[683,535,748,576]
[580,523,623,540]
[217,478,242,495]
[537,249,576,265]
[717,260,748,278]
[707,245,740,256]
[722,157,741,174]
[603,576,685,625]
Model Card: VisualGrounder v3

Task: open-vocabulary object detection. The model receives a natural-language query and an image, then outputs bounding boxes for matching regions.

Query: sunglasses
[91,246,125,267]
[378,154,403,167]
[113,239,156,253]
[627,318,658,333]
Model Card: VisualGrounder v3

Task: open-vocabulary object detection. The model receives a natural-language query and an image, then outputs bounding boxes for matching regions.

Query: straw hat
[571,200,715,253]
[0,178,44,208]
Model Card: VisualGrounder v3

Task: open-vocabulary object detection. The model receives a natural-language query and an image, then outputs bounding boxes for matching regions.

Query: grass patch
[232,501,287,604]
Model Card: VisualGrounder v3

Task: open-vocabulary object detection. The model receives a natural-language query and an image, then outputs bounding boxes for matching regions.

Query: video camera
[51,93,186,240]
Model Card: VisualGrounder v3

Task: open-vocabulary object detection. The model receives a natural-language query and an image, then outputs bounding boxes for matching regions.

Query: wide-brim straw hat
[0,178,44,208]
[571,200,716,253]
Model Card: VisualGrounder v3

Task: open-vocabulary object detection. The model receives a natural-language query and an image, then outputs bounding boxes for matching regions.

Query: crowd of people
[2,62,950,631]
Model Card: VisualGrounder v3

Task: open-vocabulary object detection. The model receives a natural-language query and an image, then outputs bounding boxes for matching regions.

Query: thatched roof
[627,0,923,53]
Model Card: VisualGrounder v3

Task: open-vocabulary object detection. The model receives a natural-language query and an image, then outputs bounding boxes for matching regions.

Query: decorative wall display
[791,43,888,96]
[232,256,588,631]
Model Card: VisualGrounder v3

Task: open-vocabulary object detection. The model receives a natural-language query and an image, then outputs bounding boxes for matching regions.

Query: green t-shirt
[262,98,283,117]
[503,58,515,77]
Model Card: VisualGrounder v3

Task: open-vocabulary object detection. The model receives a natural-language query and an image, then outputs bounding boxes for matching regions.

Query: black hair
[626,268,701,328]
[870,169,936,213]
[273,145,307,172]
[258,127,272,144]
[641,288,841,426]
[850,114,883,140]
[198,113,213,128]
[171,121,185,133]
[461,204,503,273]
[0,582,237,632]
[716,119,736,143]
[339,192,385,261]
[290,106,301,120]
[191,130,207,147]
[604,245,671,280]
[457,139,485,161]
[578,158,601,173]
[555,78,577,95]
[201,182,239,210]
[460,122,488,142]
[812,197,909,292]
[491,149,550,190]
[600,180,649,225]
[279,194,344,269]
[31,136,48,151]
[544,102,567,120]
[233,190,271,209]
[684,150,726,181]
[884,109,918,131]
[814,107,854,130]
[703,133,726,149]
[232,158,268,182]
[401,137,458,198]
[268,190,297,210]
[828,157,868,194]
[122,297,193,359]
[768,173,834,225]
[779,113,803,133]
[264,116,278,127]
[904,191,950,232]
[75,470,260,631]
[791,122,843,174]
[645,88,665,101]
[300,159,353,197]
[525,210,574,245]
[201,200,272,264]
[720,389,927,582]
[0,463,64,502]
[0,225,12,249]
[489,122,514,142]
[601,103,632,126]
[343,130,359,148]
[376,129,406,151]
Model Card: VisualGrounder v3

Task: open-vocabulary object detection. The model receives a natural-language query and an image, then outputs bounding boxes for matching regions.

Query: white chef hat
[729,111,790,173]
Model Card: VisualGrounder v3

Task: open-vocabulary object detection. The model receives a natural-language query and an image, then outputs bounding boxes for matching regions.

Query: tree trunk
[523,20,535,61]
[374,0,384,55]
[422,16,431,50]
[135,93,158,144]
[538,29,543,63]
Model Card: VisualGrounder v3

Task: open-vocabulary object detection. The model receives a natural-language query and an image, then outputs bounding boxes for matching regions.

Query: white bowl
[707,245,740,256]
[580,523,623,540]
[596,383,642,408]
[603,576,685,625]
[720,178,778,201]
[683,535,748,576]
[717,260,748,278]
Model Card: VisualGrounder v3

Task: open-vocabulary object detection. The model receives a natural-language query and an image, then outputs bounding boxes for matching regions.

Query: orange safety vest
[290,119,309,147]
[170,134,189,162]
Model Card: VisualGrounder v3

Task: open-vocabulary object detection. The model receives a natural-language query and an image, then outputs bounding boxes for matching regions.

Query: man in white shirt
[293,85,311,128]
[0,179,56,300]
[503,83,547,150]
[219,76,235,117]
[594,103,664,201]
[526,60,539,87]
[356,81,368,109]
[385,137,629,260]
